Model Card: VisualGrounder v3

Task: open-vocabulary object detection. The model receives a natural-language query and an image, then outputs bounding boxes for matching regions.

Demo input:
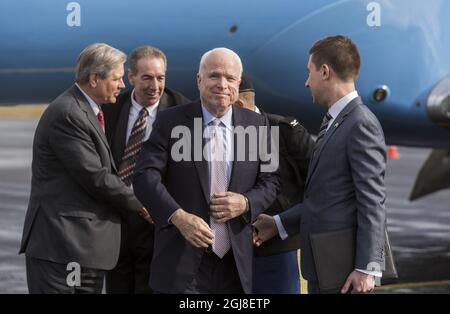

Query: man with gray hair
[20,43,151,293]
[133,47,279,293]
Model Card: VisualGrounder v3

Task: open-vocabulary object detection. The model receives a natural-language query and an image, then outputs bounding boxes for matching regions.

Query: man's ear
[128,71,135,87]
[88,73,98,88]
[196,73,201,88]
[235,98,245,108]
[321,64,331,80]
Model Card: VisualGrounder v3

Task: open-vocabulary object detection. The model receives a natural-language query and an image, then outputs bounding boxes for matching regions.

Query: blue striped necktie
[314,112,332,149]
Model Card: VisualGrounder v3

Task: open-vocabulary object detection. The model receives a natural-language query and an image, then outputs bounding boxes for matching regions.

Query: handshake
[139,207,154,224]
[252,214,278,247]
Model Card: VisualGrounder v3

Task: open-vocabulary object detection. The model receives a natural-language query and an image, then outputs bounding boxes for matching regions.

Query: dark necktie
[97,110,105,133]
[118,108,149,186]
[314,112,332,148]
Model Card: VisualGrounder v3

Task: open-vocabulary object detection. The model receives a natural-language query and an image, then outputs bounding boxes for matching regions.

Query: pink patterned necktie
[209,119,231,258]
[97,110,105,133]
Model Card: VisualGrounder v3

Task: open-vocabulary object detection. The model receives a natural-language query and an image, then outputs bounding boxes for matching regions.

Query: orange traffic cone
[387,146,400,160]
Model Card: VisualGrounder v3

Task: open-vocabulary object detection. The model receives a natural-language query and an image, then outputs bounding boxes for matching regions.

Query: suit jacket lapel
[305,97,362,188]
[158,92,170,112]
[228,108,245,193]
[113,96,132,165]
[71,85,117,172]
[185,102,211,202]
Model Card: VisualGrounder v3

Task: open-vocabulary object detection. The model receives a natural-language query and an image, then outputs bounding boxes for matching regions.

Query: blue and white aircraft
[0,0,449,198]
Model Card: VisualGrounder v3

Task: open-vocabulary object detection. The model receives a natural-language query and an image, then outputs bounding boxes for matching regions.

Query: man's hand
[210,192,247,223]
[139,207,154,224]
[341,270,375,294]
[171,208,214,248]
[252,213,278,247]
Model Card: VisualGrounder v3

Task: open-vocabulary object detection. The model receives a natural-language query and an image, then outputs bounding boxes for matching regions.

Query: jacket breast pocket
[59,206,96,221]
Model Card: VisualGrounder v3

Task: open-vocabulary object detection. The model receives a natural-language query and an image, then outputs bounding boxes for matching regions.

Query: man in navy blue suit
[133,48,280,293]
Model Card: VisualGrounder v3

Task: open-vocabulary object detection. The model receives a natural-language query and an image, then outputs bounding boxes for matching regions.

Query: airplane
[0,0,449,199]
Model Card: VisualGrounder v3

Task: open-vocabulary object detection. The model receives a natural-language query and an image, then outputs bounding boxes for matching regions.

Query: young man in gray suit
[253,35,387,294]
[20,43,151,293]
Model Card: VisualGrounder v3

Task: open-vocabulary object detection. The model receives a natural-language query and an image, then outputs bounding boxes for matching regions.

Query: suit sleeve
[281,121,315,181]
[49,109,142,212]
[347,118,387,271]
[278,202,303,236]
[133,113,181,225]
[243,119,281,222]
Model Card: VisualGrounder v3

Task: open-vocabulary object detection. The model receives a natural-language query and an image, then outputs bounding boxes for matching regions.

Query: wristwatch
[243,196,250,213]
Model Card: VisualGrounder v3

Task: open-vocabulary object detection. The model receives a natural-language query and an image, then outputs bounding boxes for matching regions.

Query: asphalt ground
[0,106,449,293]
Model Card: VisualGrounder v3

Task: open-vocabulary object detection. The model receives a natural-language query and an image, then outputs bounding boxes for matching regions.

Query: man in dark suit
[235,75,314,293]
[103,46,190,294]
[133,48,280,293]
[253,35,387,294]
[19,43,151,293]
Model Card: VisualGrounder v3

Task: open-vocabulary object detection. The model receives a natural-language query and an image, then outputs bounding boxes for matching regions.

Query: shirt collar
[254,106,261,114]
[131,89,159,116]
[75,83,101,115]
[328,90,358,119]
[201,104,233,130]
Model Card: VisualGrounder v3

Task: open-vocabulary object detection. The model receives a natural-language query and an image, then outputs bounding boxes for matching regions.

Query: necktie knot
[323,112,332,125]
[139,107,149,118]
[210,118,221,127]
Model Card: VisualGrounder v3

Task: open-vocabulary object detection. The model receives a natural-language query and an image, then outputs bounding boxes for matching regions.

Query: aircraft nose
[426,74,450,128]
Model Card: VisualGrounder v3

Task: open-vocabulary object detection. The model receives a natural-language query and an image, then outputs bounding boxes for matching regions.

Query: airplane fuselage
[1,0,449,148]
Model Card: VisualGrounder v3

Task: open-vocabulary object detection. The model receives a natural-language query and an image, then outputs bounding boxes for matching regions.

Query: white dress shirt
[326,90,358,131]
[126,89,159,144]
[201,104,234,181]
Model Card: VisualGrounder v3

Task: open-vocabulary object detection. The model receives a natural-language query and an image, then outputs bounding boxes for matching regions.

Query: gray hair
[198,47,243,77]
[75,43,127,83]
[128,46,167,74]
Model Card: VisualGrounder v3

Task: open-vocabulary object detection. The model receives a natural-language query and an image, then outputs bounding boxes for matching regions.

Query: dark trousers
[253,250,300,294]
[182,249,244,294]
[307,281,321,294]
[105,213,154,294]
[26,256,104,294]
